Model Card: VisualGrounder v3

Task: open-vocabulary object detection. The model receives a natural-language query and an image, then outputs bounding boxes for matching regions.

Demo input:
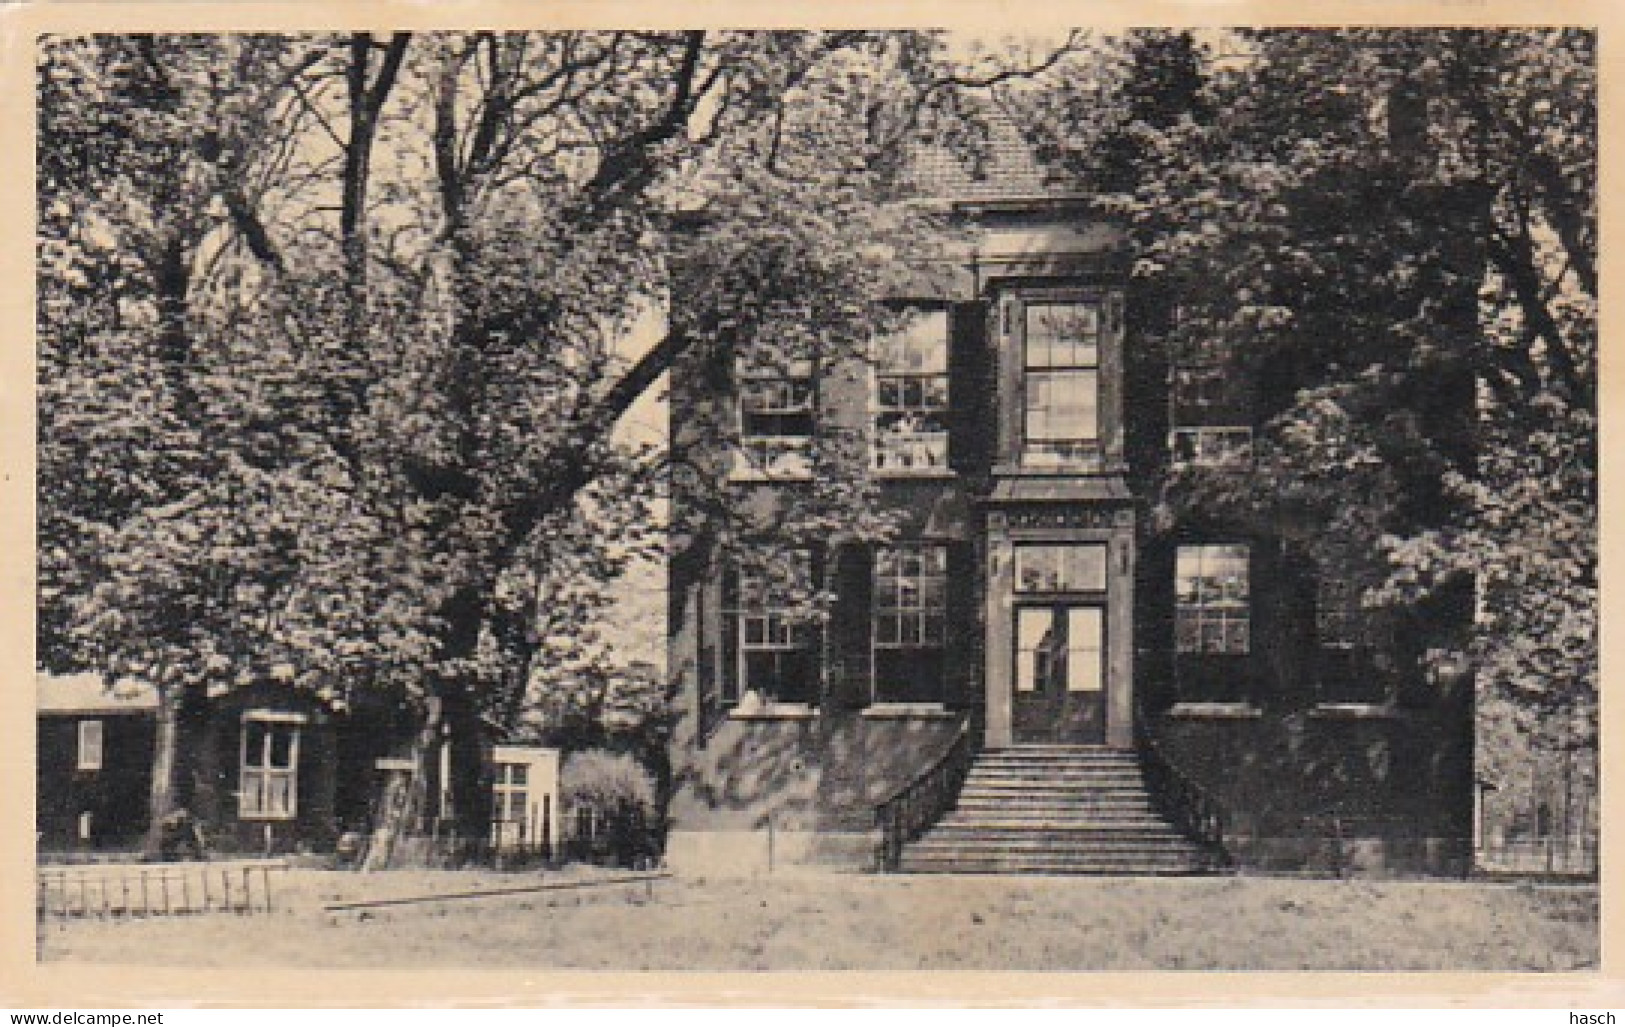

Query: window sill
[239,813,298,822]
[994,463,1110,477]
[728,703,817,722]
[861,703,957,719]
[1309,703,1399,720]
[871,469,958,482]
[1166,702,1262,720]
[727,470,814,484]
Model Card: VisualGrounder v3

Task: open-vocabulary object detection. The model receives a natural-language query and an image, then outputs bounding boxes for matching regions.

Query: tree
[1025,30,1595,776]
[38,31,1038,855]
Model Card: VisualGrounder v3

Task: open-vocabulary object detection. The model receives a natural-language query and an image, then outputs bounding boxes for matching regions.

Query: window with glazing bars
[738,362,815,474]
[1316,575,1364,649]
[1175,544,1250,655]
[871,545,948,703]
[728,553,819,705]
[873,311,950,472]
[240,714,300,819]
[1023,301,1100,467]
[1170,426,1253,467]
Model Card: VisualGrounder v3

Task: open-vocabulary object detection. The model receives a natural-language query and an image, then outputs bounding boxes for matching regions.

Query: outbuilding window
[76,719,103,772]
[240,712,302,820]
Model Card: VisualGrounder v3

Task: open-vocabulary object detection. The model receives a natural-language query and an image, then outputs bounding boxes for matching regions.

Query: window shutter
[717,562,738,710]
[943,542,978,709]
[948,301,991,473]
[828,543,873,710]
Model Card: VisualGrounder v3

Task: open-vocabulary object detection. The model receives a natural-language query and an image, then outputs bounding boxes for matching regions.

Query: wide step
[894,747,1222,876]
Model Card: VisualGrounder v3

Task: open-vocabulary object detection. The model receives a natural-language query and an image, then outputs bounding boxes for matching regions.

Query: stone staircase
[897,746,1222,875]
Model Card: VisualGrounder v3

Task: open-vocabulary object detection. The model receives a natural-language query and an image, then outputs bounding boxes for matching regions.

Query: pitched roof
[37,671,159,715]
[901,100,1078,203]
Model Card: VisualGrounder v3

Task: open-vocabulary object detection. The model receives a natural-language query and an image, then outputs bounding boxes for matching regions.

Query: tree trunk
[141,689,179,858]
[141,684,200,858]
[361,695,441,870]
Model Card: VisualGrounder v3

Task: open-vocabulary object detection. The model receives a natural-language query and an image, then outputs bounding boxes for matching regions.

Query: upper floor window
[872,545,948,704]
[1171,366,1228,418]
[240,712,302,820]
[1022,301,1100,468]
[873,310,950,473]
[737,356,814,478]
[726,552,819,706]
[1170,339,1252,427]
[1316,575,1363,650]
[1175,544,1250,656]
[1170,426,1253,468]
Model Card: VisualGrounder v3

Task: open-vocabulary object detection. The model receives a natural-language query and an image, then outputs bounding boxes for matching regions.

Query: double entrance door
[1011,602,1107,745]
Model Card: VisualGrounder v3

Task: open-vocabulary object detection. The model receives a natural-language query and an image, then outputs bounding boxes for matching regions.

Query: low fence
[37,859,288,921]
[1476,834,1597,877]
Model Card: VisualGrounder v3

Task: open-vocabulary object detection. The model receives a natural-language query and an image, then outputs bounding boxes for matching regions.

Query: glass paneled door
[1012,604,1107,744]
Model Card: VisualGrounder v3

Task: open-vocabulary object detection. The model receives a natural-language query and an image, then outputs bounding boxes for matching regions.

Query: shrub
[560,749,660,868]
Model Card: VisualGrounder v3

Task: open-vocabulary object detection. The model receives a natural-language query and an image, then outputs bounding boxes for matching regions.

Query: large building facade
[665,153,1475,875]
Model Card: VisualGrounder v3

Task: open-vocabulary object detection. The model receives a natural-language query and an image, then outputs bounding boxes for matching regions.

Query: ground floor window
[1175,544,1250,656]
[240,712,302,819]
[725,553,820,706]
[1315,572,1390,704]
[872,544,948,703]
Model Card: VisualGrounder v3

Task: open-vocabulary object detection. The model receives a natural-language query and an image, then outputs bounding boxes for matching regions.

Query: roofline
[39,704,157,716]
[949,193,1099,213]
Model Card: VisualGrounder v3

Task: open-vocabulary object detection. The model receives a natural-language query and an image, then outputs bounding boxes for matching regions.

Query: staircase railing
[1134,700,1231,866]
[873,718,976,872]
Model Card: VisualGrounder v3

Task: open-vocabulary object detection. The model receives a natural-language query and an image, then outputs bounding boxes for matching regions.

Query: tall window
[240,713,301,820]
[1023,301,1100,468]
[737,357,814,476]
[76,719,103,772]
[1316,572,1389,704]
[493,760,528,826]
[1316,575,1362,650]
[873,310,950,472]
[727,553,819,706]
[872,545,947,703]
[1175,544,1250,656]
[1169,337,1252,467]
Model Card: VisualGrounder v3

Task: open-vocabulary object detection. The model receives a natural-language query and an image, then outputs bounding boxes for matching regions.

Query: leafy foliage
[1023,29,1595,774]
[37,31,1025,834]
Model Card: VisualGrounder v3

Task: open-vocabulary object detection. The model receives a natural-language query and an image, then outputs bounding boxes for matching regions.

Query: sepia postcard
[3,0,1618,1010]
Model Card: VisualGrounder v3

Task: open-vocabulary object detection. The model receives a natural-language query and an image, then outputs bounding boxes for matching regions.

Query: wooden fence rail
[37,860,289,921]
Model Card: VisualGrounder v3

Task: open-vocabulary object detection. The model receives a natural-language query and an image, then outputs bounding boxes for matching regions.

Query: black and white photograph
[22,14,1600,989]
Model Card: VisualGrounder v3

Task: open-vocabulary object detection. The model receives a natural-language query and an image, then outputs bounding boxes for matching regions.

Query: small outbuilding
[36,672,158,853]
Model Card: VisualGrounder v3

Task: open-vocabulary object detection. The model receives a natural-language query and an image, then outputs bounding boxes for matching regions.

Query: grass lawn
[38,868,1598,972]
